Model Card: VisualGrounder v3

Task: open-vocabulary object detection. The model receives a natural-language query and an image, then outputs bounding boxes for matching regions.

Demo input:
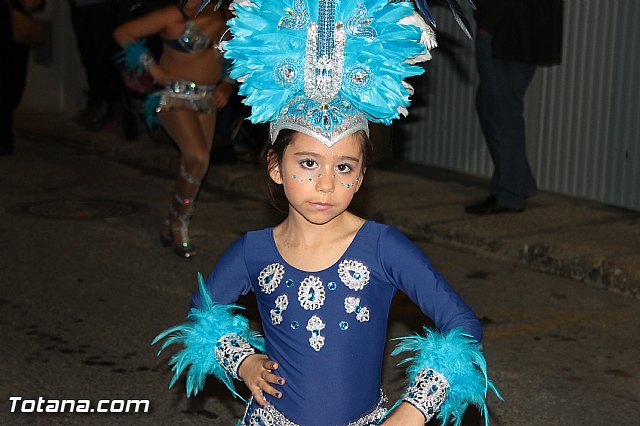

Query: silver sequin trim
[214,333,256,380]
[298,276,325,310]
[242,391,388,426]
[258,263,285,294]
[338,259,370,290]
[402,368,449,422]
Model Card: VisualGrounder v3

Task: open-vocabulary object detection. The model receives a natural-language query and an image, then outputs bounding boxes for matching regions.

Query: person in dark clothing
[0,0,45,156]
[69,0,121,130]
[465,0,562,214]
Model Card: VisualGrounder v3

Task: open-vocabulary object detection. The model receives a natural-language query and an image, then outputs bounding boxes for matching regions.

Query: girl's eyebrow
[293,151,360,163]
[293,151,321,157]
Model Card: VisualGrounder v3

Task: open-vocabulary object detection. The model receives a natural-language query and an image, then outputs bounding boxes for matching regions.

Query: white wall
[19,1,87,113]
[399,1,640,211]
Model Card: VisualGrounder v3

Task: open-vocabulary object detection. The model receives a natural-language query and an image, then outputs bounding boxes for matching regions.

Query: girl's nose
[315,171,334,193]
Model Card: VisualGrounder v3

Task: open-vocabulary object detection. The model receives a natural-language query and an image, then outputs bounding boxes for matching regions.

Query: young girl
[154,1,499,424]
[114,0,235,258]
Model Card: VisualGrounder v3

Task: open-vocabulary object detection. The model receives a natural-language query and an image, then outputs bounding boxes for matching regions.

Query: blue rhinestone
[355,306,362,314]
[274,307,281,314]
[286,278,295,287]
[339,321,349,330]
[307,288,315,301]
[291,321,299,330]
[328,281,336,290]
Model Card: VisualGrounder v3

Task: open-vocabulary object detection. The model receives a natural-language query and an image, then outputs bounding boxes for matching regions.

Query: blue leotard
[193,221,481,426]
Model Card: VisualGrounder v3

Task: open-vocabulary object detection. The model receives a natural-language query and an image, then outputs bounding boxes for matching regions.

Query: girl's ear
[268,151,283,184]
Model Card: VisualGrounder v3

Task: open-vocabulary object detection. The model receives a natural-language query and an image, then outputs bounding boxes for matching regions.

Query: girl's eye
[299,159,317,169]
[336,163,353,174]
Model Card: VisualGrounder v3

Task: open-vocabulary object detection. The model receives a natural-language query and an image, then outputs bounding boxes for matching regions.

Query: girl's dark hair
[264,129,373,212]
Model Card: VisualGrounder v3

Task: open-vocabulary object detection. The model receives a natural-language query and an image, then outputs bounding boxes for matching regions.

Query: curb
[15,113,640,299]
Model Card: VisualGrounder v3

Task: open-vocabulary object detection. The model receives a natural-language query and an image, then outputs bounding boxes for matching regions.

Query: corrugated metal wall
[399,1,640,211]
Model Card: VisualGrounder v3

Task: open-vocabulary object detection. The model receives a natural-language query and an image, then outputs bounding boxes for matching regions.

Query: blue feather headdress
[223,0,436,147]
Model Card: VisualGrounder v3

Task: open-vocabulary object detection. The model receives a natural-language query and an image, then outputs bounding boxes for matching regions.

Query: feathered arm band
[390,327,502,425]
[114,39,156,73]
[152,273,265,400]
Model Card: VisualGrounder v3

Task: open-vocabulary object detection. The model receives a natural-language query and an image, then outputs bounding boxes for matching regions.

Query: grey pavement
[2,122,640,425]
[14,112,640,300]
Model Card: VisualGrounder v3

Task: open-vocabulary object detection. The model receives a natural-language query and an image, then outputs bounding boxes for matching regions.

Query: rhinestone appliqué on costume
[346,65,372,92]
[258,263,285,294]
[278,0,310,30]
[338,259,370,290]
[270,295,289,325]
[274,59,302,88]
[345,2,377,38]
[306,315,325,351]
[344,296,370,322]
[298,276,325,310]
[214,333,256,379]
[403,368,450,422]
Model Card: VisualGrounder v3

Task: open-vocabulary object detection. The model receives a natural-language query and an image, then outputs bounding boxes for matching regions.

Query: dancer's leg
[158,109,216,257]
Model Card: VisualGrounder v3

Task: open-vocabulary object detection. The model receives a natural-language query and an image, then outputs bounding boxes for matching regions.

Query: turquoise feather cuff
[152,273,265,399]
[391,327,503,426]
[114,39,155,73]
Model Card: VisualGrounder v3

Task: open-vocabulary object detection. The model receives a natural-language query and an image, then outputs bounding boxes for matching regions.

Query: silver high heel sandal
[160,165,202,258]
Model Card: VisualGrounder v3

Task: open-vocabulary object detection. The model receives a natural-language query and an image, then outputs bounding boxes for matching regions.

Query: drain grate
[7,199,138,220]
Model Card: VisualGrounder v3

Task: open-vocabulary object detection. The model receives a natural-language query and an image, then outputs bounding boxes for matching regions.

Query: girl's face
[269,132,365,225]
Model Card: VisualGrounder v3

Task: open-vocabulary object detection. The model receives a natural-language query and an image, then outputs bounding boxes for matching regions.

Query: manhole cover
[7,199,139,220]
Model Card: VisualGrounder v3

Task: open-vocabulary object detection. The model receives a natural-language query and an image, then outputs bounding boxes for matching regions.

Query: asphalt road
[1,137,638,425]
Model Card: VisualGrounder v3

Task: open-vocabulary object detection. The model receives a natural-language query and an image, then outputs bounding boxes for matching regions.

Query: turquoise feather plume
[224,0,429,125]
[391,327,503,426]
[152,273,265,399]
[143,95,161,131]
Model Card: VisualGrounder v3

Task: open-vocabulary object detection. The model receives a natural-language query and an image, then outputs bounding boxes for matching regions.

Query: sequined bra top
[164,8,214,53]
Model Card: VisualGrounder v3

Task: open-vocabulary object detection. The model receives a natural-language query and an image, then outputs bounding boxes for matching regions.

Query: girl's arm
[153,235,269,401]
[379,226,501,425]
[113,7,178,46]
[113,7,181,84]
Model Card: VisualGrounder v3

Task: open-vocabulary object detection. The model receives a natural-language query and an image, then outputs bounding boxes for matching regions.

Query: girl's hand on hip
[237,354,285,406]
[149,65,173,85]
[380,402,425,426]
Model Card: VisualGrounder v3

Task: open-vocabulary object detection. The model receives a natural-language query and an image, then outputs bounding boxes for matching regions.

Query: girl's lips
[310,202,333,211]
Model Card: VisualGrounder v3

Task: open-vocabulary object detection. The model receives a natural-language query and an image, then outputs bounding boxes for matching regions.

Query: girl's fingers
[252,382,283,407]
[263,371,285,385]
[252,388,267,406]
[264,360,278,370]
[259,382,282,400]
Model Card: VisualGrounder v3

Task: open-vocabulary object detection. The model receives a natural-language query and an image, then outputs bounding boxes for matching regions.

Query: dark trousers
[475,33,537,209]
[0,1,30,155]
[69,1,120,109]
